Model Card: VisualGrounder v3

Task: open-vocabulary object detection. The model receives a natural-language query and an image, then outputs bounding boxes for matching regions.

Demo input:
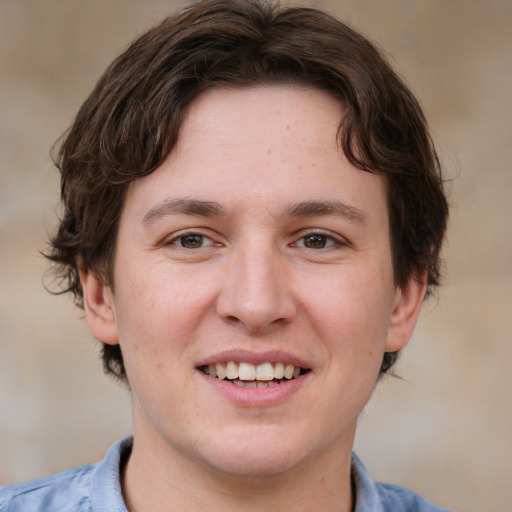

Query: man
[0,0,450,510]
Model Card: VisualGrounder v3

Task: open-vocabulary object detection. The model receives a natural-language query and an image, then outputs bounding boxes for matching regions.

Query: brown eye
[303,234,329,249]
[178,234,205,248]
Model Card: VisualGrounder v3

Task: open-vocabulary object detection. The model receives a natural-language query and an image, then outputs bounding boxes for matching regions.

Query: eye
[169,232,216,249]
[303,234,330,249]
[294,232,341,249]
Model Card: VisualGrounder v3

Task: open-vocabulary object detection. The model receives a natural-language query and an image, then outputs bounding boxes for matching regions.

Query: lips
[200,361,308,387]
[196,349,312,390]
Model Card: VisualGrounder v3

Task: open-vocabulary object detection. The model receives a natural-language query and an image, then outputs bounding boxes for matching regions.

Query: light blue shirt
[0,437,452,511]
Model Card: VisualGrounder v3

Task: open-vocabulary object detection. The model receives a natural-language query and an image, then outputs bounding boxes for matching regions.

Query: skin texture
[80,86,426,512]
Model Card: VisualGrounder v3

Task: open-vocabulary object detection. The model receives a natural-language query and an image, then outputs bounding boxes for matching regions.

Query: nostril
[215,272,297,333]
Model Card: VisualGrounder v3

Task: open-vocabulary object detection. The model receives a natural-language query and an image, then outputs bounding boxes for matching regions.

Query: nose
[216,244,296,334]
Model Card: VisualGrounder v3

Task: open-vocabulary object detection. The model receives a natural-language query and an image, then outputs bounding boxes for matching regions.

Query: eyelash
[292,230,346,250]
[165,230,217,249]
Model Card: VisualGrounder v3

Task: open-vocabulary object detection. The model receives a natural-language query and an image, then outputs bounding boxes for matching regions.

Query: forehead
[122,85,388,225]
[177,85,342,162]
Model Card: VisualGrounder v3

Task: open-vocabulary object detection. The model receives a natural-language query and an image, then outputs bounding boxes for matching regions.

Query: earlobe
[78,263,119,346]
[385,274,427,353]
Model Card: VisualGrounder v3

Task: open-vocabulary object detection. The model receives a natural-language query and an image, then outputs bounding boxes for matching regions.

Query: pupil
[182,234,202,248]
[305,235,326,248]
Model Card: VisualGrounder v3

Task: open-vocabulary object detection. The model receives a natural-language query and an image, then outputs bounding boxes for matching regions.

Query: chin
[196,426,313,478]
[203,451,304,479]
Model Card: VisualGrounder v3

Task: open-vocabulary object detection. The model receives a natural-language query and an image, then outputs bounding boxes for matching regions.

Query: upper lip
[196,349,311,369]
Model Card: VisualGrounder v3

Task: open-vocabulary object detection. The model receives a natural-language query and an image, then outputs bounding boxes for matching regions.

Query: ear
[78,263,119,346]
[385,274,427,353]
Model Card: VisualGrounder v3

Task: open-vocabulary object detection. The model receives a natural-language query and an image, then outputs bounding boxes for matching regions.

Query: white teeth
[233,380,279,388]
[284,364,295,379]
[274,362,284,379]
[202,361,306,382]
[256,362,274,381]
[238,362,256,381]
[215,363,226,380]
[226,361,238,380]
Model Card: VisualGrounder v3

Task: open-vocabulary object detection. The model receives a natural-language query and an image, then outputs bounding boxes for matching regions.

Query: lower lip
[198,371,311,407]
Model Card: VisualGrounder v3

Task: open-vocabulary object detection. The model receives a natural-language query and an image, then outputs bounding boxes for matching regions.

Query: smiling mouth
[199,361,310,387]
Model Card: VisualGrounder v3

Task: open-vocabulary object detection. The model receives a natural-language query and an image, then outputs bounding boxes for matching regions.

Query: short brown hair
[47,0,448,380]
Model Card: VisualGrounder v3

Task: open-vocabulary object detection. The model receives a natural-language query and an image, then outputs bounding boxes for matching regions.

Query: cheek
[303,266,395,353]
[112,262,217,352]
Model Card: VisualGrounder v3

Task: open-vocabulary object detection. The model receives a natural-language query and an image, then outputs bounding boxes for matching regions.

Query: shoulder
[351,453,453,512]
[0,436,132,512]
[0,464,95,512]
[375,482,453,512]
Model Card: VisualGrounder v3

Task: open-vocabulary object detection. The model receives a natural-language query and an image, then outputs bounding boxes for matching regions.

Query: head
[47,0,448,382]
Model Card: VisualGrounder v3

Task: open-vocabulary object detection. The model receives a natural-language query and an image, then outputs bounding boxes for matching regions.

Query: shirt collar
[90,437,132,512]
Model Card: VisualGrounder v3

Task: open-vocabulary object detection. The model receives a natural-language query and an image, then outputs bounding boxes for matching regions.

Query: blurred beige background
[0,1,510,510]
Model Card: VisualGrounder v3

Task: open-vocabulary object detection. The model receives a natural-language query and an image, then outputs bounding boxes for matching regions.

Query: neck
[121,429,355,512]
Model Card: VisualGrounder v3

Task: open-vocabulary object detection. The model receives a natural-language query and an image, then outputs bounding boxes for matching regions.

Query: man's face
[83,86,424,478]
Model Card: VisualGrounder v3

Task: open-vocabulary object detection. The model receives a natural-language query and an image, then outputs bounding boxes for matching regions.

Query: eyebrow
[142,198,227,226]
[142,197,366,226]
[284,200,366,223]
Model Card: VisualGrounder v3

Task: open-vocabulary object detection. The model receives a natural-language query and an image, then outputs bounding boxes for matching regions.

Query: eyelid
[164,229,220,248]
[291,228,349,248]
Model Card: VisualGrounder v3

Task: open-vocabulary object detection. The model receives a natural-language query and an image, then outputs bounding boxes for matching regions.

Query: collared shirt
[0,437,452,511]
